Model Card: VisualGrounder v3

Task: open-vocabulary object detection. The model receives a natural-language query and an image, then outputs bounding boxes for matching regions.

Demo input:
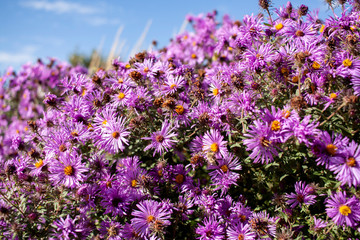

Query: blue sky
[0,0,340,71]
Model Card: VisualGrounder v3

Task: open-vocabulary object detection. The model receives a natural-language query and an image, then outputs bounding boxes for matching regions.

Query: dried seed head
[259,0,271,9]
[135,51,147,63]
[162,98,176,110]
[27,120,38,132]
[339,0,347,4]
[102,93,111,104]
[298,4,309,16]
[291,96,306,110]
[286,2,293,15]
[153,97,164,108]
[92,74,101,85]
[129,71,143,82]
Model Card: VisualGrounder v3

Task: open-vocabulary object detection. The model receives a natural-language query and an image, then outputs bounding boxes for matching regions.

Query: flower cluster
[1,1,360,239]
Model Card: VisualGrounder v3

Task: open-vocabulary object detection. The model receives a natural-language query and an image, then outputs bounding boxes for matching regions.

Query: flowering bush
[1,0,360,239]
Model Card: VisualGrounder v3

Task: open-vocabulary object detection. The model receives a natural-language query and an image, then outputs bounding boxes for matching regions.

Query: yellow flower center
[144,67,149,73]
[118,78,123,84]
[35,159,44,168]
[275,23,283,30]
[125,64,131,69]
[228,47,233,51]
[347,157,356,167]
[312,61,321,70]
[281,67,289,76]
[175,174,184,184]
[326,144,337,156]
[339,205,351,216]
[81,88,86,96]
[118,92,125,99]
[112,131,120,139]
[175,105,185,115]
[271,120,281,131]
[343,59,352,67]
[191,53,197,59]
[330,93,337,100]
[147,215,155,223]
[220,165,228,173]
[183,35,188,40]
[102,120,107,125]
[282,110,291,119]
[64,165,73,176]
[131,179,137,187]
[170,84,177,89]
[210,143,219,153]
[238,234,245,240]
[320,25,325,33]
[212,88,219,96]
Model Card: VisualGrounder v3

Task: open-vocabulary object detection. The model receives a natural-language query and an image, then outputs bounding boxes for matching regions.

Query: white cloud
[0,46,37,64]
[85,17,120,26]
[20,0,98,14]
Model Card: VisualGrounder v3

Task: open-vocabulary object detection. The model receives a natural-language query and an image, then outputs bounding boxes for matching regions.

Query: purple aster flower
[112,87,132,108]
[208,152,241,195]
[131,200,172,238]
[311,216,327,232]
[169,164,193,192]
[11,135,24,150]
[92,106,117,133]
[202,129,228,160]
[249,211,277,238]
[99,220,122,240]
[196,216,224,240]
[244,43,274,71]
[285,181,317,208]
[100,187,132,217]
[60,73,91,96]
[49,153,87,188]
[284,21,317,43]
[43,93,60,108]
[208,80,223,103]
[0,200,11,219]
[162,74,185,95]
[226,221,256,240]
[44,128,74,155]
[229,202,253,224]
[52,215,85,240]
[228,90,257,115]
[96,117,130,154]
[143,121,177,156]
[174,195,194,221]
[312,131,349,167]
[29,156,50,177]
[329,141,360,187]
[243,120,278,164]
[325,191,360,227]
[352,75,360,96]
[130,86,152,112]
[293,115,319,146]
